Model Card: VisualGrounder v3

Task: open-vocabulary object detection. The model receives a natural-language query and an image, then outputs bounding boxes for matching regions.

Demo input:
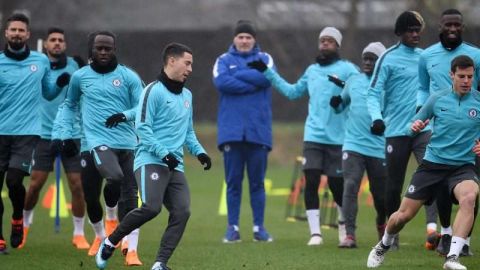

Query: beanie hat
[362,42,386,58]
[394,11,425,36]
[234,20,256,37]
[319,27,342,47]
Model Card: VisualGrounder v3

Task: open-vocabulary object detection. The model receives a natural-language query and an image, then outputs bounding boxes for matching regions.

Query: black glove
[105,113,126,128]
[162,153,179,171]
[62,139,79,157]
[329,95,343,109]
[197,153,212,170]
[370,119,386,136]
[56,72,71,88]
[247,60,268,72]
[327,75,345,88]
[50,139,63,156]
[416,106,422,113]
[72,55,86,68]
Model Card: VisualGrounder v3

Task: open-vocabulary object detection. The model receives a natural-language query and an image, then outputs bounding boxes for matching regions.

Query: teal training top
[264,60,358,145]
[61,64,143,151]
[40,56,82,139]
[0,50,59,135]
[134,81,206,172]
[335,73,385,159]
[368,43,430,137]
[417,42,480,106]
[409,89,480,165]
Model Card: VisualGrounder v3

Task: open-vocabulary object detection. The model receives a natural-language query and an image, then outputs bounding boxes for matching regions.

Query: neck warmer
[50,53,67,69]
[90,56,118,74]
[4,44,30,61]
[157,69,184,95]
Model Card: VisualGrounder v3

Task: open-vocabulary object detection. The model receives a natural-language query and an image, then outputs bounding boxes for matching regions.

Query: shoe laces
[446,255,459,263]
[374,243,388,256]
[101,243,116,260]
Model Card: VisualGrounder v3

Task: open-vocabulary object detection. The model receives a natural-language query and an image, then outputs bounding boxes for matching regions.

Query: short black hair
[47,27,65,36]
[6,13,30,29]
[87,30,116,58]
[441,8,462,18]
[162,43,193,66]
[451,55,474,72]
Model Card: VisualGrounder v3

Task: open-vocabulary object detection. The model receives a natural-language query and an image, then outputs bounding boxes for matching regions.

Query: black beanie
[234,20,256,37]
[394,11,425,36]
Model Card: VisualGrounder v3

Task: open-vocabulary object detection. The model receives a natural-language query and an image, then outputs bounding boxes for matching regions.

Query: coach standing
[213,20,275,243]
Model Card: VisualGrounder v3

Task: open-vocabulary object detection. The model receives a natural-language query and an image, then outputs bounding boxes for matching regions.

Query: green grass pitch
[0,123,478,269]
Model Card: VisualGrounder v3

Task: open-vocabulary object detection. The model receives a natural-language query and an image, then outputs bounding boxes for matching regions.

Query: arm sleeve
[367,58,389,122]
[213,56,259,94]
[123,72,144,121]
[263,67,308,100]
[51,103,66,140]
[135,85,169,159]
[41,60,64,101]
[234,69,271,89]
[406,93,436,136]
[417,55,430,107]
[184,101,206,156]
[60,73,81,139]
[234,53,275,89]
[335,82,351,113]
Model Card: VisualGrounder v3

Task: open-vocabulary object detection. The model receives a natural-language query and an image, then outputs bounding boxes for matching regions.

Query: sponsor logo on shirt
[184,100,190,108]
[30,65,38,72]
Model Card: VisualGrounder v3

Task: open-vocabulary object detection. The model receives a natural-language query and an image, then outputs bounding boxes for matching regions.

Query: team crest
[112,79,121,87]
[468,109,478,118]
[342,152,348,160]
[223,144,231,152]
[81,159,87,168]
[184,100,190,108]
[387,145,393,154]
[30,64,38,72]
[151,172,159,180]
[407,185,415,193]
[99,145,108,151]
[301,157,306,166]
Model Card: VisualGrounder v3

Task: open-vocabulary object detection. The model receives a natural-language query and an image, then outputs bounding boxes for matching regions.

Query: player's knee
[6,178,23,190]
[171,208,190,222]
[343,180,358,196]
[458,192,477,210]
[393,210,413,225]
[70,182,84,196]
[249,180,264,192]
[83,193,99,205]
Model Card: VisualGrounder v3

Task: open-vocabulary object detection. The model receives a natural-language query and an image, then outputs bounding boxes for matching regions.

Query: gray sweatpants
[108,164,190,264]
[342,151,387,237]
